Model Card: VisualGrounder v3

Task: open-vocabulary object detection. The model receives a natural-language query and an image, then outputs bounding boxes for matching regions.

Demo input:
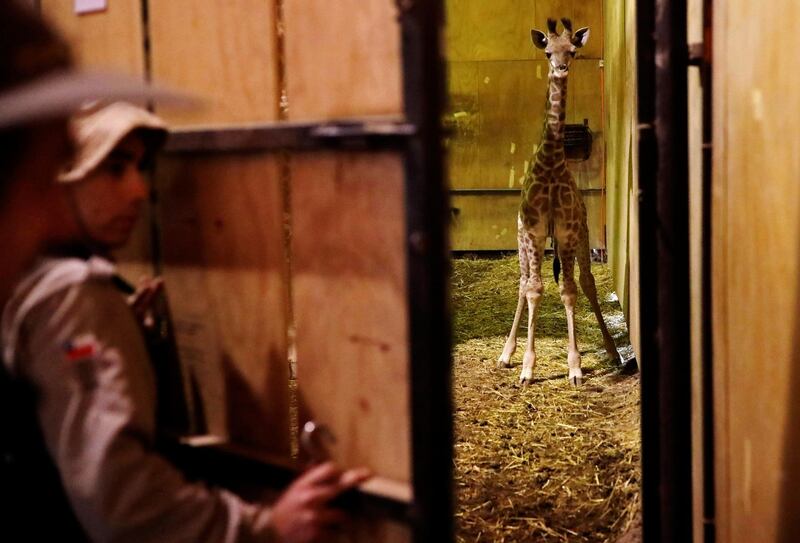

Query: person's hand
[126,276,164,330]
[270,462,371,543]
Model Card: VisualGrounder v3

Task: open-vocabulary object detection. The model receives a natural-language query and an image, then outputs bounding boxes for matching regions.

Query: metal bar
[450,187,604,195]
[700,1,716,539]
[163,441,412,522]
[398,0,454,542]
[163,120,416,154]
[638,0,694,541]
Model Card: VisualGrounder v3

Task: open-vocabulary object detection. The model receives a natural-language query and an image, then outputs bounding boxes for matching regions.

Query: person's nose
[125,168,149,203]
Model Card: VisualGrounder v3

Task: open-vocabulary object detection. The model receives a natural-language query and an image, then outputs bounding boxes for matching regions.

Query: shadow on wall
[778,211,800,542]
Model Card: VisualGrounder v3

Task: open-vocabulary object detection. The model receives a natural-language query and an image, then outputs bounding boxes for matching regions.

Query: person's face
[70,133,150,250]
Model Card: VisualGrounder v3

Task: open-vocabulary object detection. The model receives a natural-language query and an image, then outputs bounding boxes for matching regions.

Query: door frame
[636,0,697,540]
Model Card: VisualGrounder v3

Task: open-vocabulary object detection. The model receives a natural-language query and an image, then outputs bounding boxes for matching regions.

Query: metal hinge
[687,42,705,66]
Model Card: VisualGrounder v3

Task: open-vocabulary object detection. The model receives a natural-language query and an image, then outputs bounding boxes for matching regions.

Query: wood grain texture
[447,59,602,190]
[712,0,800,540]
[148,0,279,126]
[445,0,602,62]
[156,154,291,457]
[451,191,604,251]
[283,0,403,121]
[40,0,145,76]
[290,152,411,483]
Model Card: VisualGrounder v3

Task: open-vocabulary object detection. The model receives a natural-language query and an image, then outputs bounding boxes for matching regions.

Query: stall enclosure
[40,2,452,541]
[444,0,607,253]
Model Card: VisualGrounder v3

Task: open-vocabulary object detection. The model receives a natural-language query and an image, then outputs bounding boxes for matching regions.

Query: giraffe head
[531,18,589,78]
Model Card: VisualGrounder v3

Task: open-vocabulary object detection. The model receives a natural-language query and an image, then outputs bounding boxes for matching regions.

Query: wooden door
[42,2,452,541]
[712,0,800,541]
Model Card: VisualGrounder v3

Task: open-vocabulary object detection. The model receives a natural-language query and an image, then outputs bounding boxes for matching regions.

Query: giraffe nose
[558,64,568,71]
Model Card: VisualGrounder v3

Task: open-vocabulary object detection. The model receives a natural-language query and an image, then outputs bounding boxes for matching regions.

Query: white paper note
[75,0,107,15]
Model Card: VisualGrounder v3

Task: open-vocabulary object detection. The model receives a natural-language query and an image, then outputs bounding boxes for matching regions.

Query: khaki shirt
[2,257,276,542]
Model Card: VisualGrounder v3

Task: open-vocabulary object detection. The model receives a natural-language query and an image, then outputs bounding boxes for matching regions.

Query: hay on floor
[452,254,640,543]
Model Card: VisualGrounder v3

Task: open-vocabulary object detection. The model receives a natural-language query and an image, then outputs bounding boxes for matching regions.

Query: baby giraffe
[497,18,620,385]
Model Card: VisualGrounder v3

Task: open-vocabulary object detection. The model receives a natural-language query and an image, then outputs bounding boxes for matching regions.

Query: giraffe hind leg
[577,230,621,363]
[556,243,583,386]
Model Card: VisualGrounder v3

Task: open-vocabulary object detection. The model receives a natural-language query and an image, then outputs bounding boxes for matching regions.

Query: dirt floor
[451,254,640,543]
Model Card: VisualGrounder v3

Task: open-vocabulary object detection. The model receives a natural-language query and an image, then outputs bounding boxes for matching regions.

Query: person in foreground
[1,101,369,542]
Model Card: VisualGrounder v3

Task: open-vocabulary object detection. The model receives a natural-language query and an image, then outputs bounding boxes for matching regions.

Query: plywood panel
[603,0,637,346]
[41,0,145,76]
[451,191,604,251]
[474,60,548,191]
[567,59,604,191]
[445,0,540,62]
[290,152,410,483]
[447,59,602,191]
[712,0,800,540]
[445,0,602,62]
[450,193,519,250]
[290,151,411,541]
[156,154,291,457]
[444,61,480,191]
[148,0,279,126]
[283,0,403,121]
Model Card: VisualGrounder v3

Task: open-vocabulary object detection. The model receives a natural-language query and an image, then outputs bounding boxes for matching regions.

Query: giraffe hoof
[519,376,533,386]
[496,357,512,369]
[568,368,583,386]
[606,346,621,363]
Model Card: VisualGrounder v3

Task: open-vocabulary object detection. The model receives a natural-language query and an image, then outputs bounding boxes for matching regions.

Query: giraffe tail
[553,239,561,285]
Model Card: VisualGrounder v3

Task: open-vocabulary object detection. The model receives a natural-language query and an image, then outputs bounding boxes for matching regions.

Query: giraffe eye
[569,51,576,57]
[545,52,552,58]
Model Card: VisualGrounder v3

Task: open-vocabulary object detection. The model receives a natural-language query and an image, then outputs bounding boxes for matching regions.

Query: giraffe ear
[531,29,548,50]
[572,27,590,48]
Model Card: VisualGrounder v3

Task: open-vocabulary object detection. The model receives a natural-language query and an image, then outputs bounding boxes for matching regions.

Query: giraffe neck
[534,72,568,173]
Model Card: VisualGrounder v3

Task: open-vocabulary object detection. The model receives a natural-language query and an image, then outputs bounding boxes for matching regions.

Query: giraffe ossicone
[498,18,621,386]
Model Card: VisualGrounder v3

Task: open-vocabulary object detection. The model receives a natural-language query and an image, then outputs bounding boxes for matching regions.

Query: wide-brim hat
[0,70,191,131]
[0,1,193,131]
[58,101,169,183]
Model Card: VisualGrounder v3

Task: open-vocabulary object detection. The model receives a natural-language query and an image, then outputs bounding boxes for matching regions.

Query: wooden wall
[444,0,605,251]
[712,0,800,540]
[603,0,639,358]
[40,4,414,539]
[148,0,280,126]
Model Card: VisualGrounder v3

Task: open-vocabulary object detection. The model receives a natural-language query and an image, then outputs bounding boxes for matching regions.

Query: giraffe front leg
[498,287,525,368]
[519,238,545,385]
[519,281,543,385]
[500,225,532,368]
[560,253,583,386]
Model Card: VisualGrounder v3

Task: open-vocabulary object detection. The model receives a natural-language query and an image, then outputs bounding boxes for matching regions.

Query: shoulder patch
[62,334,101,364]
